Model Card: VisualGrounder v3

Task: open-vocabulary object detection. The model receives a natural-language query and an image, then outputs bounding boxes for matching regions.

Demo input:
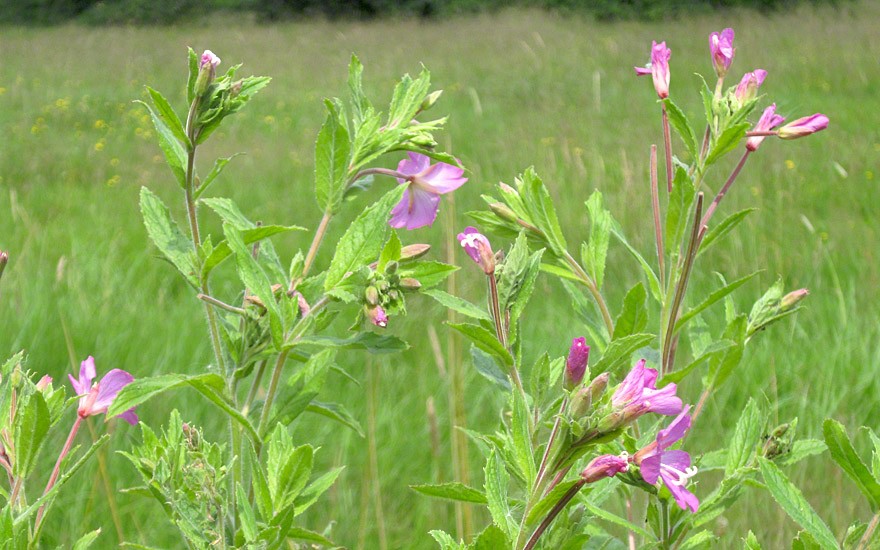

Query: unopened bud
[420,90,443,112]
[456,227,495,275]
[400,244,431,261]
[777,114,829,140]
[409,134,437,148]
[400,278,421,290]
[569,372,609,418]
[780,288,809,311]
[489,202,518,223]
[365,286,380,306]
[195,49,221,96]
[230,80,243,97]
[580,454,629,484]
[36,375,52,391]
[564,337,590,391]
[384,261,399,275]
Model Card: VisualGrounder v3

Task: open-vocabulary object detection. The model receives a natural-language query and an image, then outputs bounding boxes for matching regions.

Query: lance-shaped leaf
[324,186,405,291]
[448,322,513,368]
[410,482,488,504]
[315,99,351,214]
[201,225,305,279]
[664,98,698,160]
[136,101,187,187]
[583,191,612,289]
[12,392,50,478]
[758,457,839,549]
[613,282,648,340]
[726,399,762,475]
[823,419,880,510]
[705,122,749,166]
[140,187,197,287]
[423,289,491,322]
[485,449,513,538]
[193,153,243,200]
[519,167,568,257]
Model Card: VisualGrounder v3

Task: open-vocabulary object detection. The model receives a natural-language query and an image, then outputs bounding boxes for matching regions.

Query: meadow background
[1,2,878,547]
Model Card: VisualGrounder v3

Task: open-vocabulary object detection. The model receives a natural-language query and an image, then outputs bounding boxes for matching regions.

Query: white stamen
[660,463,699,487]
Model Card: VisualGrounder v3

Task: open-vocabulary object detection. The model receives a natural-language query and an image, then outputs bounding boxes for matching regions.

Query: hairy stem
[661,103,673,193]
[699,150,750,232]
[562,251,614,337]
[857,510,880,550]
[35,415,83,531]
[488,272,524,394]
[650,144,665,288]
[301,212,332,280]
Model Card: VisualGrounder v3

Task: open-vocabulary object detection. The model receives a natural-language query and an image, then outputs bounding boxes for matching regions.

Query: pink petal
[389,186,441,230]
[661,449,692,472]
[662,470,700,512]
[634,65,652,76]
[640,454,662,484]
[657,406,692,448]
[92,369,134,413]
[397,152,431,182]
[612,359,647,406]
[643,384,683,416]
[117,408,139,425]
[419,162,467,194]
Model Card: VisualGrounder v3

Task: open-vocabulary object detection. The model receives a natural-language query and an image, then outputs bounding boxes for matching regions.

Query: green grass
[1,2,879,547]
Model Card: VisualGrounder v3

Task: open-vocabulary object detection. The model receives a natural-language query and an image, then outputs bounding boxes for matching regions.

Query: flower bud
[365,286,380,306]
[489,202,518,223]
[36,375,53,391]
[569,372,609,418]
[746,104,785,152]
[564,337,590,391]
[457,227,495,275]
[420,90,443,112]
[709,28,735,78]
[780,288,809,311]
[384,261,399,275]
[498,182,517,195]
[580,454,629,484]
[195,49,221,96]
[777,114,829,140]
[366,305,388,328]
[400,277,421,290]
[400,244,431,261]
[734,70,767,105]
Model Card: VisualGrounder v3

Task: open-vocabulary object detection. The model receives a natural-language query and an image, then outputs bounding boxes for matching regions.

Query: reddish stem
[35,415,83,530]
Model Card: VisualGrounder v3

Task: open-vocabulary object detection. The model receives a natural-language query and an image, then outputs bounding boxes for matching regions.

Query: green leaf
[423,289,491,322]
[470,346,512,392]
[744,530,763,550]
[792,531,823,550]
[758,457,839,549]
[201,225,305,279]
[520,167,568,256]
[399,261,458,288]
[387,67,431,129]
[776,439,828,468]
[593,333,655,374]
[275,445,314,509]
[525,480,582,524]
[823,419,880,510]
[706,122,749,166]
[315,99,352,214]
[676,271,759,331]
[410,482,488,504]
[325,186,405,291]
[298,332,409,354]
[473,525,511,549]
[236,484,258,542]
[12,392,50,477]
[306,401,364,438]
[583,191,612,289]
[613,282,648,340]
[610,221,662,303]
[186,48,198,104]
[378,230,402,271]
[107,373,258,440]
[485,450,513,538]
[664,98,698,160]
[429,530,464,550]
[678,530,716,550]
[136,100,187,187]
[511,387,535,489]
[698,208,756,255]
[225,223,284,349]
[295,466,344,517]
[286,527,335,547]
[72,529,102,550]
[448,322,513,367]
[193,153,242,200]
[583,501,656,540]
[146,86,188,148]
[726,399,762,475]
[140,187,197,287]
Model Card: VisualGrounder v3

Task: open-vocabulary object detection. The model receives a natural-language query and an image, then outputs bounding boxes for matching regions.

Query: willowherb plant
[409,27,858,550]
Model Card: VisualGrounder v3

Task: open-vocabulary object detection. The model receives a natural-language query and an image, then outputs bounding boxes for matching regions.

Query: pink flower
[777,114,829,140]
[709,28,735,77]
[634,406,699,512]
[68,356,138,425]
[366,305,388,328]
[734,69,767,104]
[200,50,221,70]
[457,226,495,274]
[389,153,467,230]
[746,104,785,152]
[611,359,682,422]
[635,41,671,99]
[564,337,590,390]
[580,454,629,483]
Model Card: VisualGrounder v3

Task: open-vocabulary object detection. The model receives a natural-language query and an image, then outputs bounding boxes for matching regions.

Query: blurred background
[0,0,877,547]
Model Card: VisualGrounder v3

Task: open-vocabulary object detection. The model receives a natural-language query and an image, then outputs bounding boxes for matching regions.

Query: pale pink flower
[389,153,467,230]
[69,356,138,425]
[777,114,829,140]
[635,41,672,99]
[709,28,735,77]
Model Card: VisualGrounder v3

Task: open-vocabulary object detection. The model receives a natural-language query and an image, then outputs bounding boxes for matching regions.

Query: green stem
[660,499,671,549]
[661,103,673,193]
[488,272,524,395]
[366,358,388,550]
[562,251,614,337]
[650,144,665,289]
[301,212,332,280]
